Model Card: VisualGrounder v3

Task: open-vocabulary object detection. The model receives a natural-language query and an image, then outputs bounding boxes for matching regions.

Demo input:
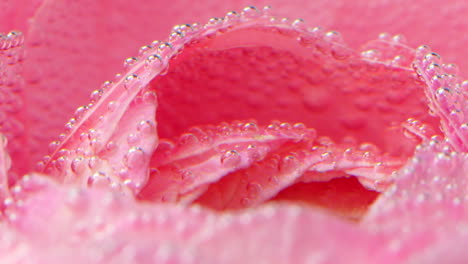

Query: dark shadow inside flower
[269,177,379,221]
[136,23,440,220]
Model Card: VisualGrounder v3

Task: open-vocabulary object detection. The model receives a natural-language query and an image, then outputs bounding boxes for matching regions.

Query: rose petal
[0,31,30,176]
[2,173,395,263]
[0,0,43,32]
[363,139,468,260]
[24,0,468,162]
[412,47,468,151]
[140,120,316,203]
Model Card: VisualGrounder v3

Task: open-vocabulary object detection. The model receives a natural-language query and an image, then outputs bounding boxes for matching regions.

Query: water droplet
[64,120,75,132]
[443,63,459,75]
[241,122,258,132]
[292,19,307,30]
[279,155,299,172]
[217,125,232,135]
[124,57,138,69]
[71,157,86,174]
[178,133,198,147]
[424,52,441,65]
[143,91,157,103]
[361,49,381,60]
[87,171,110,187]
[205,17,223,29]
[90,89,104,102]
[169,31,184,42]
[126,134,140,145]
[74,106,88,119]
[124,74,139,90]
[225,11,240,22]
[139,45,153,56]
[240,197,252,207]
[137,120,154,134]
[324,31,343,43]
[125,147,146,169]
[416,45,431,56]
[221,150,241,167]
[279,122,292,130]
[391,55,406,67]
[106,141,117,154]
[156,140,175,153]
[180,171,194,181]
[246,144,262,161]
[88,156,99,169]
[331,45,352,60]
[392,34,406,44]
[378,33,391,41]
[340,116,366,130]
[48,141,60,153]
[246,183,262,198]
[241,6,261,19]
[145,54,162,67]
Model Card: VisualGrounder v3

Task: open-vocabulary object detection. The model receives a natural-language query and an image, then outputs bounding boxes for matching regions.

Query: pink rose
[0,0,467,263]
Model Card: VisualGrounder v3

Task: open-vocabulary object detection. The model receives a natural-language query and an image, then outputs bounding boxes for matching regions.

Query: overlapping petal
[0,0,466,263]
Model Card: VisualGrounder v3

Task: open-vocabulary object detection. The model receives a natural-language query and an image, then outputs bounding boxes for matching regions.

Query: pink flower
[0,0,467,263]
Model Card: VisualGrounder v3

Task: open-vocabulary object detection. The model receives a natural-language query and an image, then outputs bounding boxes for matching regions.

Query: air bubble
[74,106,88,119]
[143,91,157,103]
[279,155,299,172]
[205,17,223,29]
[324,31,343,43]
[361,49,381,60]
[123,57,138,69]
[178,133,198,147]
[280,123,292,130]
[139,45,153,56]
[293,123,306,129]
[392,34,407,44]
[89,89,104,102]
[246,183,262,198]
[242,122,258,132]
[87,171,110,187]
[127,134,140,145]
[416,45,431,55]
[48,141,60,153]
[71,157,86,174]
[378,33,392,41]
[443,63,459,75]
[225,11,240,22]
[241,6,261,19]
[424,52,441,65]
[240,197,252,207]
[220,150,241,167]
[292,19,307,31]
[125,147,146,169]
[158,43,172,54]
[88,156,99,169]
[145,54,162,67]
[169,31,184,42]
[106,141,118,153]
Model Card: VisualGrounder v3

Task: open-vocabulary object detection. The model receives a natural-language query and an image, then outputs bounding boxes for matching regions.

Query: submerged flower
[0,0,467,263]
